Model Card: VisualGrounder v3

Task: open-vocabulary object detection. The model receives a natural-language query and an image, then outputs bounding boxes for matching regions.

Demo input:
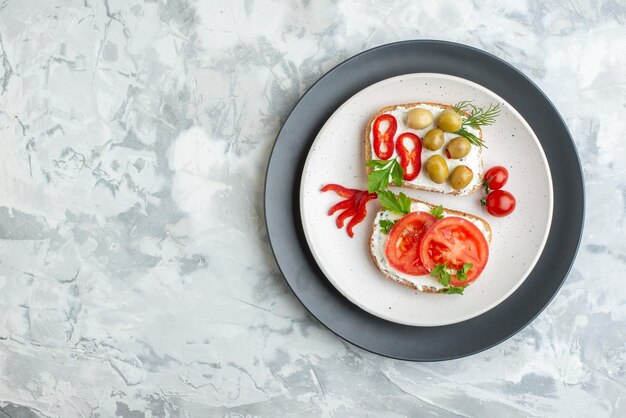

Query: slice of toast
[369,198,492,293]
[365,102,484,195]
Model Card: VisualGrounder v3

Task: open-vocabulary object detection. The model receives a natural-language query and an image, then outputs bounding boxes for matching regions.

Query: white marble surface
[0,0,624,416]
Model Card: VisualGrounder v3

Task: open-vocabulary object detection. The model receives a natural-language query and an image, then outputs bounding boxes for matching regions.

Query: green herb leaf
[454,101,501,127]
[431,263,451,287]
[452,101,501,148]
[455,127,486,148]
[456,263,473,282]
[367,166,391,193]
[379,219,397,234]
[377,190,411,215]
[452,100,472,115]
[390,160,404,187]
[463,102,501,129]
[366,159,391,169]
[445,286,465,295]
[366,159,404,193]
[431,263,469,294]
[429,205,445,219]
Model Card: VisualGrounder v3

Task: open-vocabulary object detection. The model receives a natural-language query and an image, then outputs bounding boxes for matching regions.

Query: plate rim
[264,40,585,361]
[298,72,555,326]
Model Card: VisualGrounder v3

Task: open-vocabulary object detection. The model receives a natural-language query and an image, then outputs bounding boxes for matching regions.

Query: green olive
[445,137,471,159]
[425,155,449,184]
[406,108,434,129]
[449,165,474,190]
[423,128,445,151]
[437,109,462,132]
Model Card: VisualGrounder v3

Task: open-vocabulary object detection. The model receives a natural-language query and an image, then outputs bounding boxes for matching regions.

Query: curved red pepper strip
[372,114,397,160]
[345,192,378,236]
[328,199,353,216]
[321,184,359,198]
[346,212,365,237]
[396,132,422,181]
[322,183,379,237]
[365,192,378,202]
[336,206,357,228]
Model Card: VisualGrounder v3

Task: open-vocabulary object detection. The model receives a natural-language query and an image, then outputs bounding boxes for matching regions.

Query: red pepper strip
[372,114,397,160]
[321,184,359,198]
[336,205,357,228]
[328,199,353,216]
[396,132,422,181]
[339,192,365,229]
[346,210,365,237]
[322,184,379,237]
[346,193,378,237]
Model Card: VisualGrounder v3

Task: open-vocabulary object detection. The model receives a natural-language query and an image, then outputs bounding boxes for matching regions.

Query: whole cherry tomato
[485,190,516,217]
[484,166,509,191]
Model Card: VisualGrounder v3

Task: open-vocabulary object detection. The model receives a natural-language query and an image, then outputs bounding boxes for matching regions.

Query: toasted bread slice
[365,102,484,195]
[369,198,492,293]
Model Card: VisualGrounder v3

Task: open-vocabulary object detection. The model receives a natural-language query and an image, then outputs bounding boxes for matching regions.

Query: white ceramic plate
[300,73,553,327]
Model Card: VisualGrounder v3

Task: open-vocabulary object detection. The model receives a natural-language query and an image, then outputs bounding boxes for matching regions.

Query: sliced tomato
[419,217,489,286]
[385,211,437,275]
[395,132,422,181]
[372,114,397,160]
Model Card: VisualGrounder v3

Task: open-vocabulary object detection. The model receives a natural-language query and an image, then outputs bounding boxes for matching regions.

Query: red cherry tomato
[484,166,509,191]
[420,217,489,287]
[395,132,422,181]
[485,190,516,217]
[372,114,397,160]
[385,212,437,275]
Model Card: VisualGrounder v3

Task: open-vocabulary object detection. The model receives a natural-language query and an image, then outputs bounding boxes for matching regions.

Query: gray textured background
[0,0,624,417]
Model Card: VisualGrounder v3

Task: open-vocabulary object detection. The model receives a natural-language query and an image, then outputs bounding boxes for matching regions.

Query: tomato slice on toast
[385,211,437,275]
[419,217,489,286]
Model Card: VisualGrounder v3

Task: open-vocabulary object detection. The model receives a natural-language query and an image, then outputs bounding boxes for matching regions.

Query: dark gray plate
[264,40,584,361]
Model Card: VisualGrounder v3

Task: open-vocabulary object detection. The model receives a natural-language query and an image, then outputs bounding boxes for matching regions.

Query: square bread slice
[370,198,492,293]
[365,102,484,195]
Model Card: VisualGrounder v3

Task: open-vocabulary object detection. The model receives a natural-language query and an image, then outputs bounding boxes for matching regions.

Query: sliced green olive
[406,108,434,129]
[437,109,462,132]
[423,128,445,151]
[425,155,449,184]
[445,137,471,159]
[449,165,474,190]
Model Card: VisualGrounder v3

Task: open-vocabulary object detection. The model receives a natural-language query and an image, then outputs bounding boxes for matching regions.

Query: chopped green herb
[445,286,465,295]
[431,263,451,287]
[431,263,470,294]
[366,159,404,193]
[379,219,397,234]
[456,263,473,282]
[377,190,411,215]
[429,205,445,219]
